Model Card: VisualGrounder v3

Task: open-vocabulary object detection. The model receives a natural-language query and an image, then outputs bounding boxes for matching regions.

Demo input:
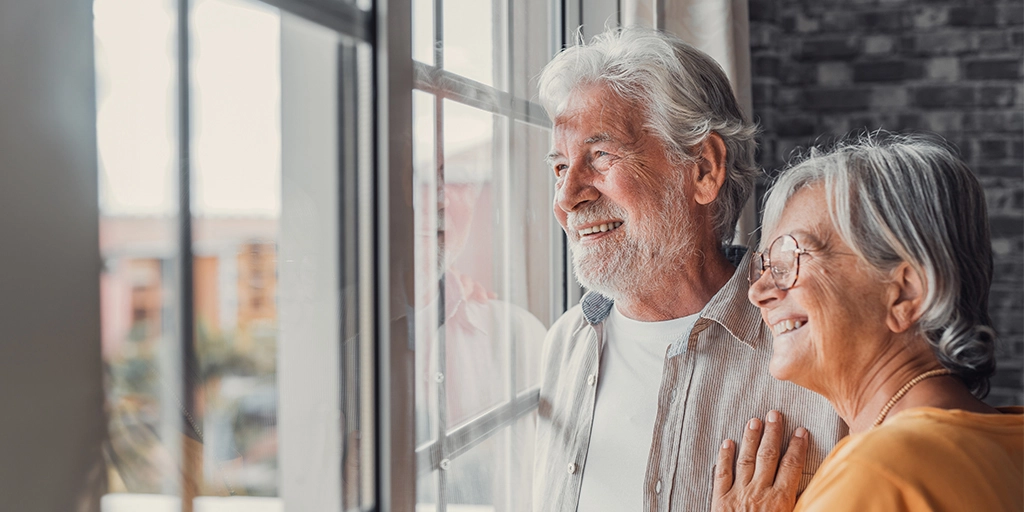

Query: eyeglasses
[748,234,812,291]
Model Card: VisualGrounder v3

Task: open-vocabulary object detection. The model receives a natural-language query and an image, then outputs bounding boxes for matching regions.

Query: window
[97,0,372,509]
[96,0,611,509]
[409,0,563,510]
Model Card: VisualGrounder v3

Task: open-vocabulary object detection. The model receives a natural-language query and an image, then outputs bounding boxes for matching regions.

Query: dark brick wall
[749,0,1024,406]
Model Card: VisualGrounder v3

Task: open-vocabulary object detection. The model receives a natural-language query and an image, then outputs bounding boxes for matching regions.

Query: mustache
[566,201,628,229]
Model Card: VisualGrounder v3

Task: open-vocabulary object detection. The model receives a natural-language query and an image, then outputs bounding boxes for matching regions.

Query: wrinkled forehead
[761,183,834,251]
[551,86,647,147]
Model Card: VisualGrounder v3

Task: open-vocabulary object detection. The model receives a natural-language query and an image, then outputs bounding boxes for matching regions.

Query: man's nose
[555,162,599,213]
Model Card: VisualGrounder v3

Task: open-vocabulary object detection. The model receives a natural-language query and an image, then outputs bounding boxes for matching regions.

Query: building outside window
[94,0,605,510]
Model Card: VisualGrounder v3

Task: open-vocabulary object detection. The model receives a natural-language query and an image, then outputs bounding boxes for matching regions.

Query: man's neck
[614,249,736,322]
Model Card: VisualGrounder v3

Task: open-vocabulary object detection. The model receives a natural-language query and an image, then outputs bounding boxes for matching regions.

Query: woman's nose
[748,264,785,308]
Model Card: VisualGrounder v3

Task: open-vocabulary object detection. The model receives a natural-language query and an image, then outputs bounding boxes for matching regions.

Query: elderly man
[532,28,845,511]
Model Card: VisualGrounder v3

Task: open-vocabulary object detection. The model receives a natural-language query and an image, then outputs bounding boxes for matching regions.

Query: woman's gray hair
[537,27,759,245]
[762,132,996,397]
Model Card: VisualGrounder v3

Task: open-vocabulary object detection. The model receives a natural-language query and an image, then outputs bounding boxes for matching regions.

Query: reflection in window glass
[442,433,504,507]
[511,120,556,394]
[414,0,558,506]
[439,100,509,428]
[412,93,550,508]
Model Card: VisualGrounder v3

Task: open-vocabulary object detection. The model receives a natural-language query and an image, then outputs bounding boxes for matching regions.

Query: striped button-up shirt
[532,251,847,511]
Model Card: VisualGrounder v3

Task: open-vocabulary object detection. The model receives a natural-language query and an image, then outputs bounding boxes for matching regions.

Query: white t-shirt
[576,305,699,512]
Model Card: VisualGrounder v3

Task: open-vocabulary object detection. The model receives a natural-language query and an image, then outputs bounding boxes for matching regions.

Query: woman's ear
[692,132,728,206]
[886,262,927,333]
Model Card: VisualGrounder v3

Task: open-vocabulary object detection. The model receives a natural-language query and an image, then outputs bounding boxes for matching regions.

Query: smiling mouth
[577,221,623,238]
[771,319,807,336]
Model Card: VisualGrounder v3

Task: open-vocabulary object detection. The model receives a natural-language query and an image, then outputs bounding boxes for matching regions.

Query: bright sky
[95,0,281,217]
[96,0,496,216]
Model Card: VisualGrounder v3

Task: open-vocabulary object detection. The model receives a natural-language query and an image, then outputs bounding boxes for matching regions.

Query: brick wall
[748,0,1024,405]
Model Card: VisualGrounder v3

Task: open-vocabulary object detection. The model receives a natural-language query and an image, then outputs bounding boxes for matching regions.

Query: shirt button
[567,463,578,474]
[655,479,662,494]
[586,374,596,386]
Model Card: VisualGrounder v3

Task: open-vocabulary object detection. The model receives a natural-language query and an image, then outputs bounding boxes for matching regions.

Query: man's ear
[886,262,927,334]
[692,132,727,206]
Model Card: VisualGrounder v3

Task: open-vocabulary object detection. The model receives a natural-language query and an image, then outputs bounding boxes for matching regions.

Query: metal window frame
[169,0,620,509]
[410,0,552,478]
[170,0,379,510]
[413,63,551,129]
[174,2,201,508]
[408,1,597,511]
[264,0,619,508]
[375,0,417,510]
[260,0,374,41]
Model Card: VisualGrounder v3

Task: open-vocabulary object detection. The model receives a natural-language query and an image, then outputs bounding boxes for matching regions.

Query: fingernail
[795,427,807,438]
[748,418,760,430]
[767,410,780,423]
[722,439,731,449]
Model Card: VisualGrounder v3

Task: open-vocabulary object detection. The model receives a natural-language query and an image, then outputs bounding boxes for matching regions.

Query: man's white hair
[537,27,759,245]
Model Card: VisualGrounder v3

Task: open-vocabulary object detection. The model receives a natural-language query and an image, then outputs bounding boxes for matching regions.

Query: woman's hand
[712,410,809,512]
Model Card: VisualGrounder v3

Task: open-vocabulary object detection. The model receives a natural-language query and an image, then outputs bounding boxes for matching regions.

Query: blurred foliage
[105,317,279,496]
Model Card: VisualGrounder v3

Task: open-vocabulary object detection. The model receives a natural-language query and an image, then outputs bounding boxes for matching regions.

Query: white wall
[0,1,106,511]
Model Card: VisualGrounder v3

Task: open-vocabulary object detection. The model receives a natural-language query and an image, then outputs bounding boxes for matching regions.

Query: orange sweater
[795,406,1023,512]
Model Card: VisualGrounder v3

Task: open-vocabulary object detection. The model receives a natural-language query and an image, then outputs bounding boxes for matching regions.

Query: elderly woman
[711,134,1023,511]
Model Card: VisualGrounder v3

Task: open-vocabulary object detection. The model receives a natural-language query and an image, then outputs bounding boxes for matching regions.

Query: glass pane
[445,432,504,509]
[511,121,554,393]
[415,469,439,511]
[190,0,282,498]
[95,0,183,499]
[440,100,509,427]
[98,0,370,509]
[415,91,553,509]
[442,414,535,512]
[412,0,434,65]
[442,0,499,88]
[511,0,552,100]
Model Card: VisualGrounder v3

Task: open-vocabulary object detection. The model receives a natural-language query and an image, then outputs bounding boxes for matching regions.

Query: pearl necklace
[872,368,953,428]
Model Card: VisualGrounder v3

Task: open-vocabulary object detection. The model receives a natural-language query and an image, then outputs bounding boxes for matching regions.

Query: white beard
[566,185,697,300]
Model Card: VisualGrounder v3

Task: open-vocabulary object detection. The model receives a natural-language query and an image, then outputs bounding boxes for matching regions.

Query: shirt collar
[578,246,765,349]
[699,250,765,350]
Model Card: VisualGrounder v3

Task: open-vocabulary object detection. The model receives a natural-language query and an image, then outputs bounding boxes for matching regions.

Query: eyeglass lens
[749,234,802,290]
[768,234,799,290]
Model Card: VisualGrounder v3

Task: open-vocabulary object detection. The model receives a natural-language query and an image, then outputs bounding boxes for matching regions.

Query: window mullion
[413,63,551,128]
[432,1,448,509]
[416,387,540,473]
[175,0,201,509]
[377,0,416,508]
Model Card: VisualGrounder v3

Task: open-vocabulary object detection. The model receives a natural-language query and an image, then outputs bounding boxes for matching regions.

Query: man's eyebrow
[544,150,563,166]
[544,133,614,165]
